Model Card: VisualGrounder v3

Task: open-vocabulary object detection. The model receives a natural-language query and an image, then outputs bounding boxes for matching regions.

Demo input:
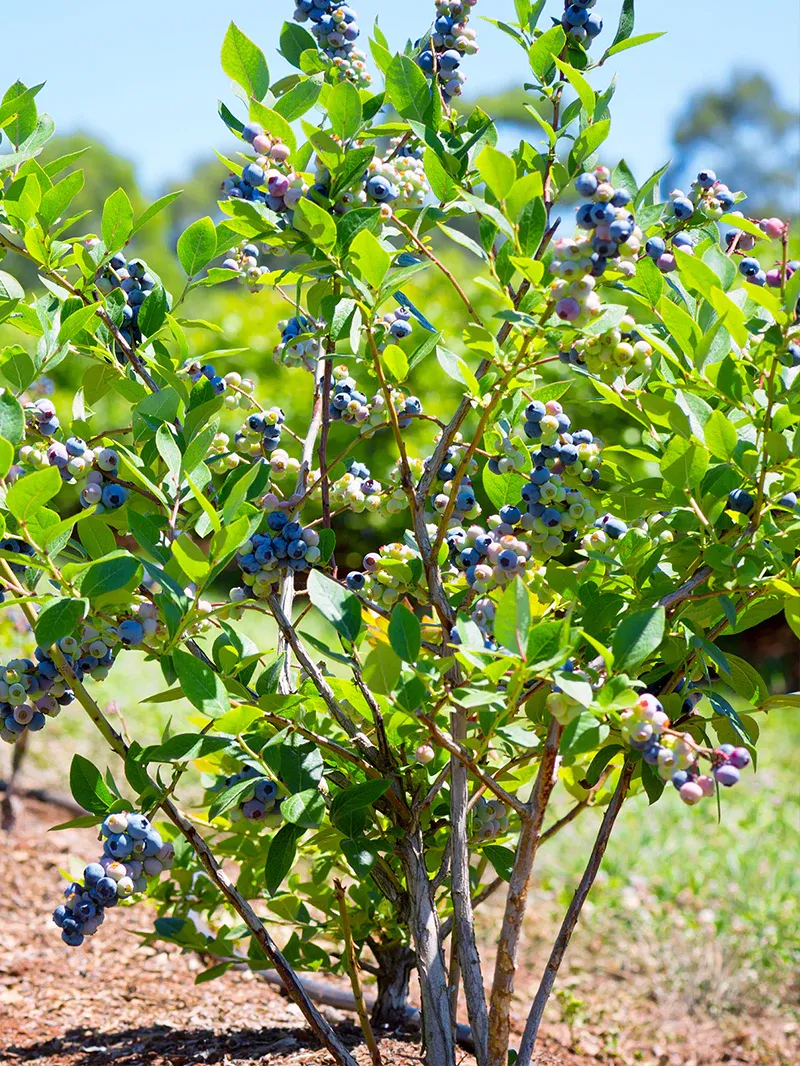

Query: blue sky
[6,1,800,192]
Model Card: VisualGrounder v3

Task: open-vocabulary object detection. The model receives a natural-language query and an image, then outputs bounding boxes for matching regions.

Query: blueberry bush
[1,2,799,1064]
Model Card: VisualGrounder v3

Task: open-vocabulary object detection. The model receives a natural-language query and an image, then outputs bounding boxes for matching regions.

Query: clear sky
[5,1,800,192]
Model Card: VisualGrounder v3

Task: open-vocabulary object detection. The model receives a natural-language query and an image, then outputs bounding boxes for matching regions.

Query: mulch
[0,797,796,1066]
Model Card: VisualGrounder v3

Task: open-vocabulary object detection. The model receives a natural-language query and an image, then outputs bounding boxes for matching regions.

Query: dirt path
[0,798,795,1066]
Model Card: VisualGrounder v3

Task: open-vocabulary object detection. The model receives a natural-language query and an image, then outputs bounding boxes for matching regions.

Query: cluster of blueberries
[472,796,510,842]
[345,541,424,606]
[53,811,174,947]
[417,0,479,101]
[240,406,288,459]
[182,359,257,412]
[560,0,603,45]
[234,499,322,600]
[621,694,750,806]
[276,315,323,371]
[558,314,653,382]
[292,0,371,88]
[214,765,282,823]
[17,401,135,513]
[552,168,643,324]
[0,616,146,745]
[94,251,158,349]
[221,242,270,290]
[330,459,384,516]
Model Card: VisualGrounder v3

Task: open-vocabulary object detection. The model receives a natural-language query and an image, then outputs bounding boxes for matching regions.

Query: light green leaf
[177,216,217,277]
[388,603,421,663]
[612,607,665,672]
[221,22,270,102]
[101,187,133,252]
[306,569,362,642]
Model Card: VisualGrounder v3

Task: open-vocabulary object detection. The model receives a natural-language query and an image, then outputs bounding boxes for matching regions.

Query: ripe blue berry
[727,488,754,514]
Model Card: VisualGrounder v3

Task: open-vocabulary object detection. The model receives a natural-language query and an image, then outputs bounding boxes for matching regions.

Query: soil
[1,798,796,1066]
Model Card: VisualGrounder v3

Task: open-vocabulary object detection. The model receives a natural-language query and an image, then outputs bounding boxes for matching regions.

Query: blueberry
[455,489,476,511]
[117,619,144,647]
[777,491,797,510]
[671,770,690,790]
[672,198,694,221]
[242,121,263,144]
[242,163,265,187]
[499,505,521,525]
[696,169,717,189]
[65,437,87,457]
[83,863,106,888]
[101,484,127,509]
[727,488,754,514]
[126,813,151,839]
[738,257,761,278]
[589,202,615,226]
[574,172,598,198]
[584,14,603,36]
[267,511,288,531]
[603,517,627,539]
[366,175,397,203]
[525,400,546,422]
[498,549,518,569]
[92,876,118,904]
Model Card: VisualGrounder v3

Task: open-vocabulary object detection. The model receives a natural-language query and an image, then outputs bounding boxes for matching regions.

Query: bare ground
[0,798,796,1066]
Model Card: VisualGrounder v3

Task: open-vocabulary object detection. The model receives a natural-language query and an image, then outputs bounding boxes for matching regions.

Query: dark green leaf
[306,569,362,642]
[265,823,302,895]
[173,646,230,716]
[35,597,88,648]
[69,754,115,814]
[388,603,421,663]
[612,607,665,671]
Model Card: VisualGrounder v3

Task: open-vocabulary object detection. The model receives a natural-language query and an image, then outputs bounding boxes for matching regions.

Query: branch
[335,880,383,1065]
[277,354,327,693]
[393,215,484,326]
[487,718,563,1066]
[515,761,635,1066]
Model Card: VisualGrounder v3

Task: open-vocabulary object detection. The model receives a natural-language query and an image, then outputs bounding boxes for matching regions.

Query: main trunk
[400,831,456,1066]
[371,943,416,1029]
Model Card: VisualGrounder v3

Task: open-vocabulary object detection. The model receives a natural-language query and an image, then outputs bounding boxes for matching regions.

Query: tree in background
[666,72,799,220]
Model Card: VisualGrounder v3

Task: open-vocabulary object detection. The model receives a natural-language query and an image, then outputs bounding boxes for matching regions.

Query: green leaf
[35,597,88,648]
[69,754,115,815]
[569,119,611,172]
[482,465,528,510]
[330,778,390,837]
[0,437,13,480]
[529,25,566,82]
[221,22,270,102]
[603,32,665,60]
[208,775,264,820]
[481,844,515,882]
[77,552,140,599]
[0,391,24,444]
[388,603,421,663]
[382,343,408,382]
[553,57,595,116]
[476,144,516,202]
[148,733,231,763]
[137,284,169,336]
[327,79,363,141]
[273,75,323,122]
[58,302,100,345]
[7,466,62,521]
[282,788,326,829]
[424,148,460,203]
[38,169,84,229]
[609,0,635,48]
[385,55,431,123]
[341,838,380,878]
[640,759,665,804]
[177,216,217,276]
[561,712,609,757]
[293,196,337,251]
[280,21,317,68]
[101,188,134,252]
[265,823,302,896]
[306,569,362,642]
[173,646,230,716]
[349,228,390,289]
[704,409,737,461]
[517,196,547,256]
[495,578,531,658]
[660,436,709,490]
[527,620,569,671]
[612,607,665,672]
